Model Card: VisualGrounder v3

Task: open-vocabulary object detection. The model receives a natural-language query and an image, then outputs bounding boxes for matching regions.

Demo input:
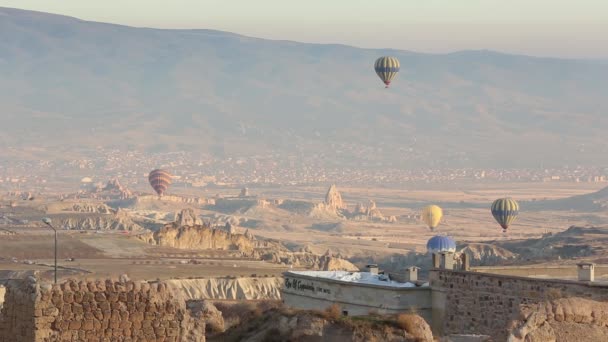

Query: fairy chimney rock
[324,184,346,211]
[175,208,202,226]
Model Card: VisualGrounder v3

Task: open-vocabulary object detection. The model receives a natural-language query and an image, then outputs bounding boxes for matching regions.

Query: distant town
[1,148,607,192]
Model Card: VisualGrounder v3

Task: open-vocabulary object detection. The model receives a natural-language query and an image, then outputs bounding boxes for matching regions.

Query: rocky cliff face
[174,208,203,226]
[213,308,433,342]
[258,251,359,272]
[507,297,608,342]
[53,210,145,231]
[141,211,359,270]
[140,223,256,255]
[459,243,518,265]
[69,203,114,214]
[166,277,283,301]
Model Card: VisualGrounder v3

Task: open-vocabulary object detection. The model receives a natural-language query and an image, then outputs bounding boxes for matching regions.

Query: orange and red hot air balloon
[148,169,172,197]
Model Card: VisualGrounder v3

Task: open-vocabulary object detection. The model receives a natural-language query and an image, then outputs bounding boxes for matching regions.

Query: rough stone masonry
[0,276,204,342]
[430,269,608,340]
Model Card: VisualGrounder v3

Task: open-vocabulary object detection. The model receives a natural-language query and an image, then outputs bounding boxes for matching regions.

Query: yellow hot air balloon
[422,205,443,231]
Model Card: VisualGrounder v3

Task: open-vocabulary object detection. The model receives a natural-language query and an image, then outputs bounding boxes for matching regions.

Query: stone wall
[471,265,608,280]
[429,269,608,340]
[0,277,203,342]
[0,279,36,342]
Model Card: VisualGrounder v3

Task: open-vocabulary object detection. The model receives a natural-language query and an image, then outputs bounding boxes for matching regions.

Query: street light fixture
[42,217,58,284]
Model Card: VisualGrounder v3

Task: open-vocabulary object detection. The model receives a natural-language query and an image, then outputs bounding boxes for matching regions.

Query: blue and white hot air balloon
[426,235,457,254]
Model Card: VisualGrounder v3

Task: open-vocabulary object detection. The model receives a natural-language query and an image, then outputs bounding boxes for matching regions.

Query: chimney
[366,264,379,275]
[404,266,420,282]
[577,262,595,282]
[440,252,455,270]
[461,253,470,271]
[432,253,441,269]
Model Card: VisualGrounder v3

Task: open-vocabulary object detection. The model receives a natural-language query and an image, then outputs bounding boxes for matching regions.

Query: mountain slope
[526,186,608,211]
[1,7,608,167]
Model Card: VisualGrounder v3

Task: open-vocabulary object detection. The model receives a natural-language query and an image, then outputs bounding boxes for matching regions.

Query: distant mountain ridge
[1,7,608,168]
[526,186,608,212]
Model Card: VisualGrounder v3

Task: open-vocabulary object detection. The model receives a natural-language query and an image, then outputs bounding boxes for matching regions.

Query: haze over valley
[2,7,608,170]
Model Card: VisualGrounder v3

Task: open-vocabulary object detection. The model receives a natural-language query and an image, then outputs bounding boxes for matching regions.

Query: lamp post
[42,217,57,284]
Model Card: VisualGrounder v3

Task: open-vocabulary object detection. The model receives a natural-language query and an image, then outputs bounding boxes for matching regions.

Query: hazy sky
[1,0,607,58]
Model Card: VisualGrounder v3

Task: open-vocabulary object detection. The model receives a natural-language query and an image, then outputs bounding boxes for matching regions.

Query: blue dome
[426,235,457,253]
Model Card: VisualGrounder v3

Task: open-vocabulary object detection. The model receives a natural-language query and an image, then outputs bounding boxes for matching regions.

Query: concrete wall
[282,273,432,322]
[429,269,608,340]
[471,264,608,280]
[0,277,202,342]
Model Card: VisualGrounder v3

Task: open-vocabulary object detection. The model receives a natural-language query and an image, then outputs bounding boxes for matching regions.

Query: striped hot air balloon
[374,56,400,88]
[148,169,172,197]
[491,198,519,233]
[422,205,443,231]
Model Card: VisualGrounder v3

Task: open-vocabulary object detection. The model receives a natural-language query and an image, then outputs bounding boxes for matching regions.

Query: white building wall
[282,273,432,321]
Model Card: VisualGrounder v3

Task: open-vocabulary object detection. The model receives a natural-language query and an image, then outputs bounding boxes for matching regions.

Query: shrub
[546,288,563,300]
[323,303,342,321]
[396,313,417,332]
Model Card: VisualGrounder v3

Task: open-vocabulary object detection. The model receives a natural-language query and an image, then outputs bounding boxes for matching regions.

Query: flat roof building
[282,270,431,320]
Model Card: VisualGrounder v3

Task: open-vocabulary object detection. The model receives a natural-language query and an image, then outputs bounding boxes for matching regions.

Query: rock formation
[174,208,203,226]
[224,222,237,234]
[70,203,114,214]
[135,195,212,206]
[244,229,254,240]
[167,277,283,301]
[187,300,225,334]
[141,211,359,270]
[101,178,132,199]
[507,297,608,342]
[324,184,346,211]
[141,223,256,255]
[259,250,359,271]
[459,243,518,265]
[351,200,389,221]
[212,308,433,342]
[53,209,145,231]
[318,255,360,272]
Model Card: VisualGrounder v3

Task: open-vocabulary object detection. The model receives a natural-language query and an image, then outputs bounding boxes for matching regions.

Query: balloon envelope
[491,198,519,232]
[148,169,172,197]
[374,56,400,87]
[427,235,456,254]
[422,205,443,231]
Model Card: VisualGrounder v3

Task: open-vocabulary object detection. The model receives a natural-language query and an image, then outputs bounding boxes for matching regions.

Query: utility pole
[42,218,57,284]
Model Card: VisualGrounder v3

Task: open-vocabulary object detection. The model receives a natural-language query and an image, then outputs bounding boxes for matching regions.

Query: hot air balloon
[426,235,456,254]
[148,169,172,197]
[491,198,519,233]
[422,205,443,231]
[374,56,400,88]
